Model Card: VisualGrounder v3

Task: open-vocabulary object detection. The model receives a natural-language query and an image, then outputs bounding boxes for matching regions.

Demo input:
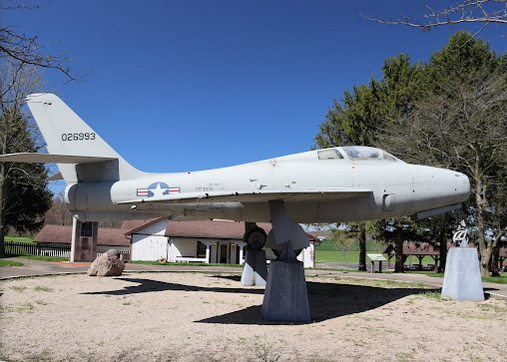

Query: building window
[197,241,206,258]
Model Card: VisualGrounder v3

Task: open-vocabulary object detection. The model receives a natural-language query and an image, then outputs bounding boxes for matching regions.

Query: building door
[220,244,228,264]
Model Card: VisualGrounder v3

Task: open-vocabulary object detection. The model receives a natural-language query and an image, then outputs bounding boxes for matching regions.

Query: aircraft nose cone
[411,166,470,212]
[448,170,470,204]
[459,172,471,201]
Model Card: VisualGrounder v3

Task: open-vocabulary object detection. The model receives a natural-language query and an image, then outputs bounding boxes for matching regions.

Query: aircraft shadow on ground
[80,274,439,325]
[80,277,265,296]
[197,279,440,325]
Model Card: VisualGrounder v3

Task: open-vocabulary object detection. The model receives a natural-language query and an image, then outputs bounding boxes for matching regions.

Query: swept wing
[118,189,373,204]
[0,152,116,164]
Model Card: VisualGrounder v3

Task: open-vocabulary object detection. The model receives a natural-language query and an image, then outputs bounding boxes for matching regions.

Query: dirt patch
[1,272,506,361]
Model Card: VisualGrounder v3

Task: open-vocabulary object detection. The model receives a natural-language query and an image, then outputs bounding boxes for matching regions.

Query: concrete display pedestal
[441,247,484,301]
[261,260,310,322]
[71,219,98,262]
[241,249,267,286]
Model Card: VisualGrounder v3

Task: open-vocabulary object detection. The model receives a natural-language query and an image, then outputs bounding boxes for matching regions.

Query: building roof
[34,224,130,246]
[383,242,448,256]
[383,242,507,258]
[123,216,171,236]
[121,218,160,231]
[164,220,273,240]
[36,218,317,246]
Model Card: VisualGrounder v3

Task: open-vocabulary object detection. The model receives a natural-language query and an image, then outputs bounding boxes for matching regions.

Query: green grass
[316,240,387,263]
[0,260,24,267]
[482,275,507,284]
[11,255,68,262]
[4,236,35,244]
[125,260,242,268]
[422,272,507,284]
[315,239,437,265]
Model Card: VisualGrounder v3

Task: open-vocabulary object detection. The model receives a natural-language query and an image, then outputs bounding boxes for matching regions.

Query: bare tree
[381,71,507,276]
[1,0,84,89]
[45,192,73,226]
[363,1,507,38]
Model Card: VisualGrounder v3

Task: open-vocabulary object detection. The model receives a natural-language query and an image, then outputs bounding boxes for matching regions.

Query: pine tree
[0,63,52,256]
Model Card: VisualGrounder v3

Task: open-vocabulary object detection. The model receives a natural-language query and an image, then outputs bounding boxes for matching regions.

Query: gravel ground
[1,272,506,362]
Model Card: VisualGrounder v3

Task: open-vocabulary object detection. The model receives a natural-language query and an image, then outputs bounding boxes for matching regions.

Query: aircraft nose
[441,169,470,204]
[457,172,471,202]
[411,166,470,211]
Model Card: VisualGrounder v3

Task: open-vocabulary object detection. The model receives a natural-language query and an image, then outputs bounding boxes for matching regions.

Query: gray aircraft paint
[0,93,470,224]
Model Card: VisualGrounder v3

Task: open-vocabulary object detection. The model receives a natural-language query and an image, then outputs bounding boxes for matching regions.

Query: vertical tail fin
[26,93,141,183]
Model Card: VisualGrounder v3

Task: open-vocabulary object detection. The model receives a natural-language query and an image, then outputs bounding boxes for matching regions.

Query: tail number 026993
[61,132,96,142]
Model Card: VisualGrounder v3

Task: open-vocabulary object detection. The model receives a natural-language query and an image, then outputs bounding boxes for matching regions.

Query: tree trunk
[394,224,404,273]
[437,222,447,273]
[491,245,500,277]
[0,161,5,257]
[476,181,490,277]
[358,224,366,271]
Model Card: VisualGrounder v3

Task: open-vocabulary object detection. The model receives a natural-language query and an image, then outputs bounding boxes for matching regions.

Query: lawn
[315,240,386,263]
[315,239,436,265]
[4,236,35,244]
[425,273,507,284]
[0,260,24,267]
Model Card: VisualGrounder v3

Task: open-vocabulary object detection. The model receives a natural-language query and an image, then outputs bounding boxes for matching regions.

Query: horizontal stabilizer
[118,189,372,205]
[0,153,117,164]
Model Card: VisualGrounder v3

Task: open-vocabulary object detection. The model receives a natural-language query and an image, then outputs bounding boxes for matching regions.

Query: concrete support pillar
[204,241,212,264]
[237,241,246,265]
[262,200,311,322]
[70,216,77,263]
[241,249,267,286]
[262,259,310,322]
[442,247,484,301]
[241,223,267,286]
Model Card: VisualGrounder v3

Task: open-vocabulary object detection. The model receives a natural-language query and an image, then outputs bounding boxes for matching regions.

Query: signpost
[367,253,387,273]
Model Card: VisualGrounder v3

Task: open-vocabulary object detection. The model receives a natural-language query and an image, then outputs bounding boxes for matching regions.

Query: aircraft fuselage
[65,146,470,222]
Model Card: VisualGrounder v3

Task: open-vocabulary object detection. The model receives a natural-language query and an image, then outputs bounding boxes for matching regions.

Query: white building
[124,218,316,268]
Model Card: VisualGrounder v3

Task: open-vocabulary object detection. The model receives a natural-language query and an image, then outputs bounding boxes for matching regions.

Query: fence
[4,241,71,258]
[97,247,131,261]
[4,241,130,260]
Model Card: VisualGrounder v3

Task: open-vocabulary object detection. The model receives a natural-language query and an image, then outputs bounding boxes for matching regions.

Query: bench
[175,256,207,263]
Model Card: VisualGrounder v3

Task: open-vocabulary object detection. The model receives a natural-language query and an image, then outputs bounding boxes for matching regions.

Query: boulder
[87,249,125,276]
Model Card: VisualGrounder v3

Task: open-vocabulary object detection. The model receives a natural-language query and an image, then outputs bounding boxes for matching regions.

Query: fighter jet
[0,93,470,321]
[1,93,469,245]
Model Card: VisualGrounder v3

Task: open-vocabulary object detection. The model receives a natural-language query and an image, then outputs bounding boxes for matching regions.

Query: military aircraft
[1,93,470,247]
[0,93,470,321]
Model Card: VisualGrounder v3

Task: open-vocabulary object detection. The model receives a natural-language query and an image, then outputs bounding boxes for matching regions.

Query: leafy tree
[315,53,426,272]
[381,32,507,276]
[315,32,507,275]
[329,226,355,261]
[0,62,52,256]
[315,54,425,149]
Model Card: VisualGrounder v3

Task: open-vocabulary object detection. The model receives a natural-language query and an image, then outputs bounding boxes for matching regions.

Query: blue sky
[4,1,507,188]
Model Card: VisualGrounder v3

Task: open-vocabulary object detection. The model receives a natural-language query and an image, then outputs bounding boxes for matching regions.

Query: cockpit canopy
[317,146,401,162]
